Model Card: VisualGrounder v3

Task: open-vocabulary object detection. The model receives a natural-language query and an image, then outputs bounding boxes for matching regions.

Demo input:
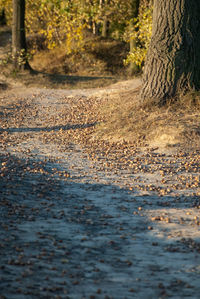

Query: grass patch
[93,89,200,149]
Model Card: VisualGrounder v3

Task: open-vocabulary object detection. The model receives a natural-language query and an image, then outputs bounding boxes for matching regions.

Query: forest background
[0,0,152,85]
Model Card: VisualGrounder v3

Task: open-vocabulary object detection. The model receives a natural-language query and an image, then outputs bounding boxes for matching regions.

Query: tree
[129,0,140,74]
[140,0,200,103]
[0,8,6,25]
[100,0,110,38]
[12,0,30,70]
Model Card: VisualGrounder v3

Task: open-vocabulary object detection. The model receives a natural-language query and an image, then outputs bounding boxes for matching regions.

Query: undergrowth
[94,90,200,148]
[30,34,129,77]
[0,27,129,89]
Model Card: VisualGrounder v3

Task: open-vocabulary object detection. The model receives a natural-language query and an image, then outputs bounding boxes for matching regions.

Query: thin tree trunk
[140,0,200,103]
[12,0,30,70]
[102,16,108,38]
[129,0,140,75]
[0,8,6,25]
[100,0,110,38]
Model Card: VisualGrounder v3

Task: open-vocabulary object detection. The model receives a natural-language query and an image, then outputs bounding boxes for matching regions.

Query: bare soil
[0,81,200,299]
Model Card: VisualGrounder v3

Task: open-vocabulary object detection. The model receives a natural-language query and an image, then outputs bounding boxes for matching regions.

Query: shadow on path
[0,153,200,298]
[29,70,114,85]
[0,122,96,133]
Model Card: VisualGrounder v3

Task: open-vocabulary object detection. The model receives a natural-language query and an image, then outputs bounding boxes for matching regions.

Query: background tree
[123,1,152,72]
[140,0,200,103]
[129,0,140,74]
[1,0,152,73]
[0,8,6,25]
[100,0,109,38]
[12,0,30,69]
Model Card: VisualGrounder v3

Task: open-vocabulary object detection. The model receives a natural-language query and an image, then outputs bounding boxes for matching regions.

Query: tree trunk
[102,16,108,38]
[0,9,7,26]
[129,0,140,75]
[100,0,110,38]
[140,0,200,103]
[12,0,30,70]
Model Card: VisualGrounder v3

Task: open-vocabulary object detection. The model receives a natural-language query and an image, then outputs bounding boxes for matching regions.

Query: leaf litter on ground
[0,79,200,299]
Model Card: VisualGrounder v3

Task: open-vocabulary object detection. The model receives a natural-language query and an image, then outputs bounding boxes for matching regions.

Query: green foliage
[0,0,12,24]
[0,50,12,66]
[26,0,86,52]
[0,0,152,70]
[124,5,152,68]
[24,0,142,54]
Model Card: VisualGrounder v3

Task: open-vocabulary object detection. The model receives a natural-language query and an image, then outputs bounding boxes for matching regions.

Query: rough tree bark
[140,0,200,103]
[12,0,30,70]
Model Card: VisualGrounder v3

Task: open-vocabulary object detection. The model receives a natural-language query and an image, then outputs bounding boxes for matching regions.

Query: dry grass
[94,89,200,149]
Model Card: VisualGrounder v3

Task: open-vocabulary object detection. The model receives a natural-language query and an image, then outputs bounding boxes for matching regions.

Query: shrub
[124,5,152,69]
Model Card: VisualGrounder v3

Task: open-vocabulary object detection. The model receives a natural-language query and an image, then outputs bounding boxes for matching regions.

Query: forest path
[0,80,200,299]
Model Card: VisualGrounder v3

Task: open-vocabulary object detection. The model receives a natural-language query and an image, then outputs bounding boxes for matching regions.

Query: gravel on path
[0,81,200,299]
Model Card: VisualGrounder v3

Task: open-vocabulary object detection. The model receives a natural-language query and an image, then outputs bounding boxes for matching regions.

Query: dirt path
[0,81,200,299]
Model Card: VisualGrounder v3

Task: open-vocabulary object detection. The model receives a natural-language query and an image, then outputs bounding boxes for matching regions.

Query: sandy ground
[0,80,200,299]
